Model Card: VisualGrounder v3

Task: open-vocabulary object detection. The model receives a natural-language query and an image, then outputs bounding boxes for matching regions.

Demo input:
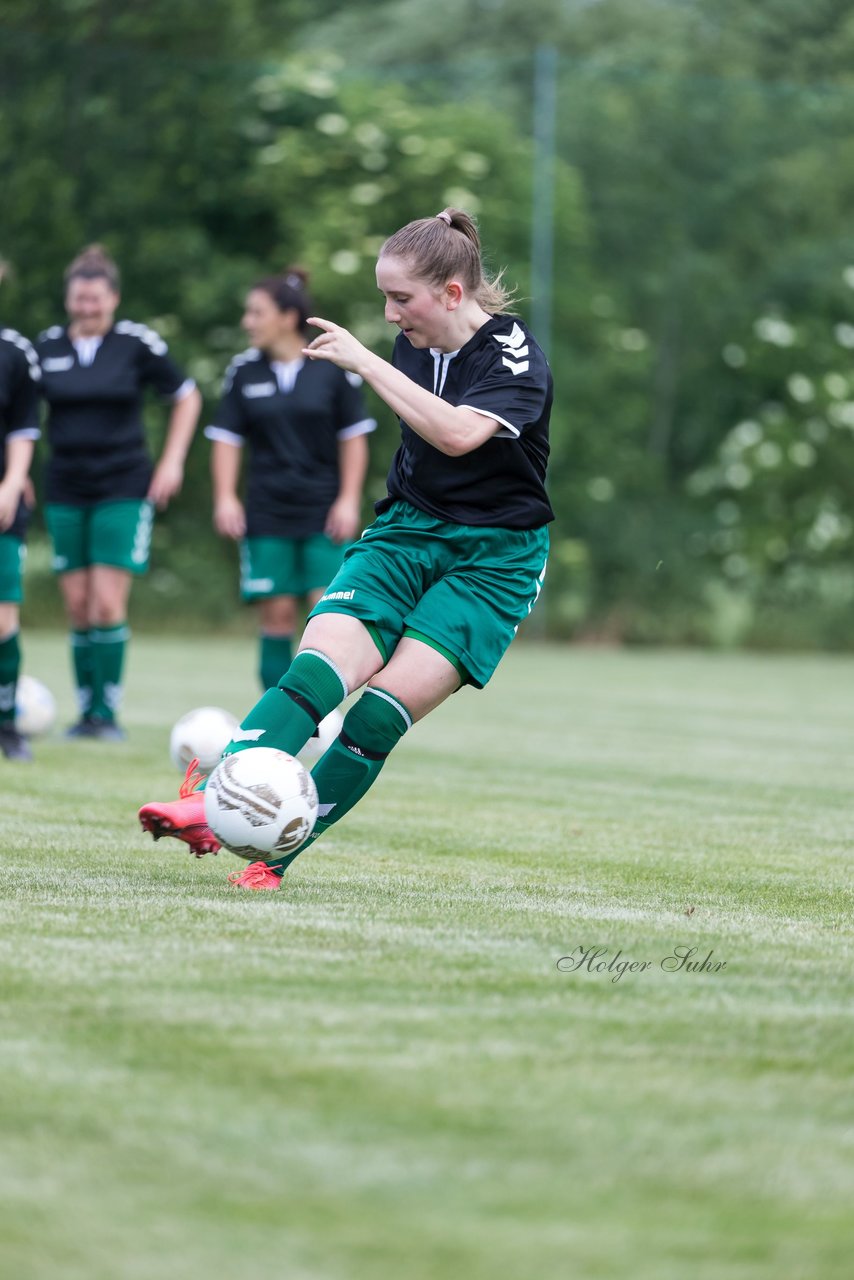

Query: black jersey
[36,321,192,505]
[206,349,376,538]
[377,315,554,529]
[0,328,41,539]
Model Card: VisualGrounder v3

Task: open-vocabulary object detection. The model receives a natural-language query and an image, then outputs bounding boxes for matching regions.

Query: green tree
[6,1,854,643]
[1,15,594,631]
[0,1,309,626]
[301,0,854,645]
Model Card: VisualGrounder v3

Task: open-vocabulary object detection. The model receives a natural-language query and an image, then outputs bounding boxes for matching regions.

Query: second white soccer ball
[170,706,240,773]
[15,675,57,737]
[299,708,344,761]
[203,747,319,859]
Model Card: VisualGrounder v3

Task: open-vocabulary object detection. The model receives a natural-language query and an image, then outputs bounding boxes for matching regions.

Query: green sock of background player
[71,628,94,717]
[90,623,129,721]
[259,633,293,691]
[0,630,22,724]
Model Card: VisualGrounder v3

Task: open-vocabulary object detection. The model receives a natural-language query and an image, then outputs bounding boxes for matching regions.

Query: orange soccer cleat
[138,758,221,857]
[227,861,283,891]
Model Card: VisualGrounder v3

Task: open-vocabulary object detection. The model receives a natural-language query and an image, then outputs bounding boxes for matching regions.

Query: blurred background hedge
[3,0,854,646]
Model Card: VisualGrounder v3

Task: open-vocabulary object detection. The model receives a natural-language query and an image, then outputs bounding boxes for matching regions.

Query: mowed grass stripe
[0,633,852,1279]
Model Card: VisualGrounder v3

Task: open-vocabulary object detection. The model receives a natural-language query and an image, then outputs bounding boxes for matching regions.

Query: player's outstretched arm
[303,317,498,457]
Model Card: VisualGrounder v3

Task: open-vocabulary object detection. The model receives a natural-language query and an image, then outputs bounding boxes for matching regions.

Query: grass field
[1,631,852,1280]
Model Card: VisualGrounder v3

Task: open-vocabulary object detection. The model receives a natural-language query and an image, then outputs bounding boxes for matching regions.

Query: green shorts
[45,500,155,575]
[240,534,347,601]
[0,535,26,604]
[308,500,549,688]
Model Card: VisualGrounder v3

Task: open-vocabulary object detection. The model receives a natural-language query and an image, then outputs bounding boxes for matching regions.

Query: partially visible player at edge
[37,245,202,740]
[140,208,553,888]
[0,265,41,762]
[208,266,374,691]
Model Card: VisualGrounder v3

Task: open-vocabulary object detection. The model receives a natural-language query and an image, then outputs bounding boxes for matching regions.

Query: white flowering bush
[683,278,854,644]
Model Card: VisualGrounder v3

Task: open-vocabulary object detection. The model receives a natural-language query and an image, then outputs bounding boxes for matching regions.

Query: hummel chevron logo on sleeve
[493,321,530,374]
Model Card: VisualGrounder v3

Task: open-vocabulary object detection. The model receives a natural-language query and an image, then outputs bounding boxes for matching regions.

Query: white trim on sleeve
[1,328,41,381]
[6,427,41,441]
[172,378,197,402]
[204,425,245,447]
[336,417,377,440]
[459,404,520,439]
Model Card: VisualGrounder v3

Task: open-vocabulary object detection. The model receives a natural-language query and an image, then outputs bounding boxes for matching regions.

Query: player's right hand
[214,495,246,539]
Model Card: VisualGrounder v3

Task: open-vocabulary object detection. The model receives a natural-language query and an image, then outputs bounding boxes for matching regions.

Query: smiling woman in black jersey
[140,208,553,889]
[37,245,202,740]
[206,266,374,694]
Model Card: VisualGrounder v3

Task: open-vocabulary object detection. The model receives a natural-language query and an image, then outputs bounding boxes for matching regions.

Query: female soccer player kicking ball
[140,208,553,888]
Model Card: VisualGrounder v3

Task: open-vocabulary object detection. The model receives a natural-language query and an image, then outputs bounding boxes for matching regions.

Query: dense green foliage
[2,2,854,643]
[2,634,852,1278]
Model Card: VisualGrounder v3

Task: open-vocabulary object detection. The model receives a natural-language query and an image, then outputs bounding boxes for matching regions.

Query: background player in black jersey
[0,303,41,762]
[207,267,375,692]
[140,208,552,889]
[38,246,202,741]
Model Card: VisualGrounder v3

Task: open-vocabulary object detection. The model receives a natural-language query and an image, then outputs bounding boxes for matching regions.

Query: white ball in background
[15,675,58,737]
[299,708,344,761]
[204,747,319,859]
[169,705,240,773]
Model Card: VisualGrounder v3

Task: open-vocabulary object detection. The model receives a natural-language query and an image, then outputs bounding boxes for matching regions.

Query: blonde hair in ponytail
[380,208,515,313]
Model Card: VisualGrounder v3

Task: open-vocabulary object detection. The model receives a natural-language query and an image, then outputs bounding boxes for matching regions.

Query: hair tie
[435,211,452,226]
[285,273,303,289]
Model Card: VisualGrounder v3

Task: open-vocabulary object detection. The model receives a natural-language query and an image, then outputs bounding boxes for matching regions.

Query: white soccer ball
[203,747,319,860]
[15,675,57,737]
[169,705,240,773]
[299,708,344,761]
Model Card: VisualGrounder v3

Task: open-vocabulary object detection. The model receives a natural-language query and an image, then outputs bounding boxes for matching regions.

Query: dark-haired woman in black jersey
[207,266,374,693]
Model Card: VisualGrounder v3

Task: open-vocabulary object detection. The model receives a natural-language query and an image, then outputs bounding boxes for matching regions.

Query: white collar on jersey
[428,347,461,396]
[270,357,305,393]
[72,335,104,367]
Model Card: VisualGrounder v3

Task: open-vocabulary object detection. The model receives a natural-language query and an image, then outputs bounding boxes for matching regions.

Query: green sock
[263,686,412,875]
[259,634,293,691]
[223,648,348,760]
[90,623,129,720]
[0,630,21,725]
[71,628,94,717]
